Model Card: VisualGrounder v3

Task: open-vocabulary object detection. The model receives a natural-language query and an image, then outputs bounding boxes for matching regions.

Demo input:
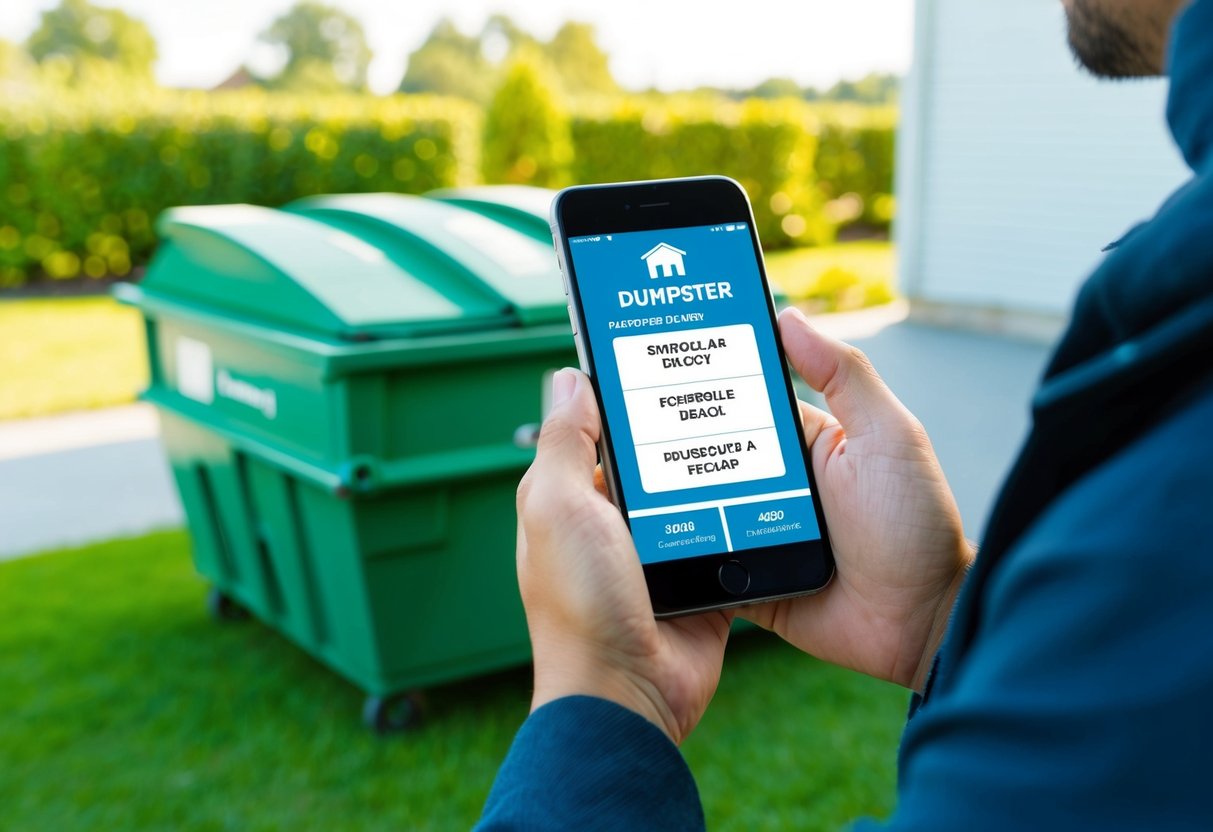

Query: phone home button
[717,560,750,596]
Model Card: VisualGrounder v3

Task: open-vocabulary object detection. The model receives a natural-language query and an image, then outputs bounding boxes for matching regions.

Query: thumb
[530,368,601,489]
[778,306,911,438]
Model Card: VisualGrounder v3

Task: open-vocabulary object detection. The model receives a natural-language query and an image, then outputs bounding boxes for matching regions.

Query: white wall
[896,0,1190,317]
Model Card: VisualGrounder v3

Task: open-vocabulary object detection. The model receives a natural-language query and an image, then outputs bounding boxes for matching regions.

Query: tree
[400,15,616,103]
[481,14,535,60]
[258,2,371,92]
[26,0,156,81]
[749,77,803,100]
[546,22,616,97]
[481,49,572,188]
[0,39,36,81]
[823,72,899,104]
[399,18,495,103]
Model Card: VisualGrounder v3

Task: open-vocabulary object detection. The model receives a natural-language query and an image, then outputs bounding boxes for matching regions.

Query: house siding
[897,0,1190,318]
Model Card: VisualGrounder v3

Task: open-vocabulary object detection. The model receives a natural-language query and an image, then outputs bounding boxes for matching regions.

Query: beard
[1065,0,1162,78]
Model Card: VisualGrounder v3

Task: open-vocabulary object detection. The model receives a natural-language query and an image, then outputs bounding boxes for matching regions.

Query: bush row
[812,105,897,228]
[0,90,481,287]
[567,98,896,244]
[0,90,893,286]
[569,98,831,248]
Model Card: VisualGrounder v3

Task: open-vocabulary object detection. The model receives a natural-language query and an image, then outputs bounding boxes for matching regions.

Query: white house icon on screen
[641,242,686,279]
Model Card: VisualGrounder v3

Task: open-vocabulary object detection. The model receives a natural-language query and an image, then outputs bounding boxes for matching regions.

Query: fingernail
[551,368,577,406]
[783,305,808,324]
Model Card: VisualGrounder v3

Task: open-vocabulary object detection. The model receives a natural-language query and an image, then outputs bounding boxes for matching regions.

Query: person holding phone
[478,0,1213,828]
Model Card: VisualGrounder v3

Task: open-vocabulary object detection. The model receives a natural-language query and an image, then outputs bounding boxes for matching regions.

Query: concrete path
[0,310,1052,559]
[848,323,1050,538]
[0,405,182,560]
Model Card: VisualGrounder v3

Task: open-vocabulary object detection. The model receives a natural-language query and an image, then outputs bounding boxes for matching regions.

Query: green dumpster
[118,189,575,732]
[429,185,557,244]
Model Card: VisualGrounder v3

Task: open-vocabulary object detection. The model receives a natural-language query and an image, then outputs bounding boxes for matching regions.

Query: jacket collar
[917,0,1213,712]
[1167,0,1213,172]
[1040,1,1213,379]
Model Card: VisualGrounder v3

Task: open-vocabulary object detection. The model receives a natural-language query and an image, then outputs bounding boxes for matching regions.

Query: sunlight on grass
[0,297,147,421]
[1,531,906,831]
[767,242,897,313]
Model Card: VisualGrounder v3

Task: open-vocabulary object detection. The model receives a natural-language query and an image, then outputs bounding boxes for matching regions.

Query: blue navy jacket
[478,3,1213,828]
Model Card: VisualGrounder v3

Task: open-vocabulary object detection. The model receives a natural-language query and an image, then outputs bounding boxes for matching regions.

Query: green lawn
[2,531,907,830]
[766,241,896,312]
[0,296,147,421]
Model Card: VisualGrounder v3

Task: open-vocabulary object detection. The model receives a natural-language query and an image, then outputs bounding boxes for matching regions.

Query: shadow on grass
[2,530,905,831]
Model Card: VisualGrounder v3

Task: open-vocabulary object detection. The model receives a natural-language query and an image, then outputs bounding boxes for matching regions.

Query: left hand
[515,368,734,745]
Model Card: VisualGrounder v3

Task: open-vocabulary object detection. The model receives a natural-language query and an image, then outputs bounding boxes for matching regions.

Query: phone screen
[567,222,822,565]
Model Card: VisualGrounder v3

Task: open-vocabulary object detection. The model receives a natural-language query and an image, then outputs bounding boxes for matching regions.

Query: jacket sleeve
[476,695,705,832]
[481,394,1213,832]
[871,401,1213,831]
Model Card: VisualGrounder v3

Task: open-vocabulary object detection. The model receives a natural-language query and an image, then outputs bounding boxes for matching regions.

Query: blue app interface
[569,223,822,564]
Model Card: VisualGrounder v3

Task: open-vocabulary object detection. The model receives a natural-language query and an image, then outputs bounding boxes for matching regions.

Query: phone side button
[566,304,578,335]
[553,244,569,294]
[718,560,750,596]
[573,334,589,372]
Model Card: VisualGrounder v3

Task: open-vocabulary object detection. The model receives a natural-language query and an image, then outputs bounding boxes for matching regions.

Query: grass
[1,530,908,831]
[766,241,897,312]
[0,296,147,421]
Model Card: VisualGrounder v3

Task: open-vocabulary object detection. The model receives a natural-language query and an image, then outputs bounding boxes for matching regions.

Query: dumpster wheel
[362,692,423,735]
[206,588,250,622]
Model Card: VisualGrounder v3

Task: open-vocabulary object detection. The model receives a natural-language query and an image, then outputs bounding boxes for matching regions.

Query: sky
[0,0,914,94]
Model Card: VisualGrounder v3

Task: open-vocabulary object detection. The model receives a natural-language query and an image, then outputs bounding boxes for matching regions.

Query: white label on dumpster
[216,370,278,420]
[176,337,214,405]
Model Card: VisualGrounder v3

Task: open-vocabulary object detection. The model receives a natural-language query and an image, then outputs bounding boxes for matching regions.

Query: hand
[738,308,975,692]
[515,369,734,744]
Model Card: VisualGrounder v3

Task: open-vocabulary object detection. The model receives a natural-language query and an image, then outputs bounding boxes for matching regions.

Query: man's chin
[1065,2,1163,78]
[1068,42,1161,79]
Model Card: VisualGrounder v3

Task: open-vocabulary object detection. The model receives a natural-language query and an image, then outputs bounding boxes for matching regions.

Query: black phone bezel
[552,176,835,617]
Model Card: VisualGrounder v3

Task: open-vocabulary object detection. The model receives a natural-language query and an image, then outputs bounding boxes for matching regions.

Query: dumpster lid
[288,193,565,326]
[144,196,566,340]
[428,186,555,245]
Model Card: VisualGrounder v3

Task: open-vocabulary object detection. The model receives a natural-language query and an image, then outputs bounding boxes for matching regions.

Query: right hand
[517,370,733,745]
[738,308,974,692]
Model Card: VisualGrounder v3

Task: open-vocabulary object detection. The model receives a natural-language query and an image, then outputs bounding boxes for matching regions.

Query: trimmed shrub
[812,104,897,229]
[0,89,481,286]
[569,98,833,249]
[482,49,573,188]
[0,86,896,287]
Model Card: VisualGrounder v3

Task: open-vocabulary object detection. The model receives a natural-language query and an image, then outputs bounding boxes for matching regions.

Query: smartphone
[550,176,834,617]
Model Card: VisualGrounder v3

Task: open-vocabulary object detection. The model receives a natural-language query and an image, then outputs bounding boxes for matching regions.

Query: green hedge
[0,90,481,286]
[570,98,833,249]
[0,88,895,287]
[569,99,897,248]
[812,104,897,228]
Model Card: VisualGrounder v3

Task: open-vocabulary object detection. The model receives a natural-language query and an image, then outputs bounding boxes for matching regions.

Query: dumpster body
[120,189,573,730]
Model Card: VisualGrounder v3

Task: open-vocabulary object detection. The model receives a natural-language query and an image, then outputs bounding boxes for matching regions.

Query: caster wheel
[362,692,423,735]
[206,588,250,622]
